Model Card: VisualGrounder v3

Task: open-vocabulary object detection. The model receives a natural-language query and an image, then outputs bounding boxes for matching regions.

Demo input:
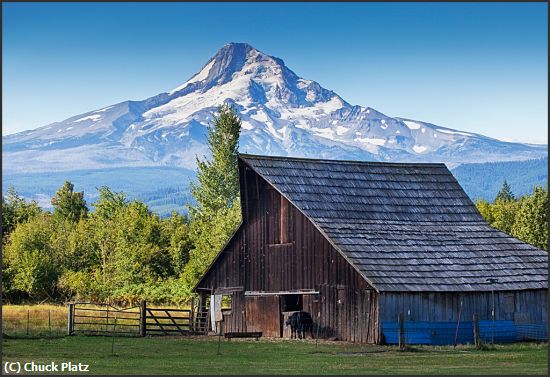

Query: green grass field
[2,305,548,375]
[2,336,548,375]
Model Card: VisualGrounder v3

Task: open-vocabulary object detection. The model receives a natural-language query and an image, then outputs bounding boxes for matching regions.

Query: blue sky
[2,2,548,143]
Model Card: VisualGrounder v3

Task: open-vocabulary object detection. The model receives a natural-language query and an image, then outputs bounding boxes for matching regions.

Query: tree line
[2,106,547,305]
[2,104,241,305]
[475,180,548,251]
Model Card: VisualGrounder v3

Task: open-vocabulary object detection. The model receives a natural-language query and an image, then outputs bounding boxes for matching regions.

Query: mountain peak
[220,42,256,54]
[169,42,266,95]
[168,42,338,109]
[4,42,546,176]
[214,42,257,65]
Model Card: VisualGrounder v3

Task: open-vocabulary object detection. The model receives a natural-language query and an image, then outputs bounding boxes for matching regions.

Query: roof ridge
[238,153,448,168]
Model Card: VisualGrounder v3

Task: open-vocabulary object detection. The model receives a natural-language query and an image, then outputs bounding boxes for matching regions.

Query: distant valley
[3,158,547,217]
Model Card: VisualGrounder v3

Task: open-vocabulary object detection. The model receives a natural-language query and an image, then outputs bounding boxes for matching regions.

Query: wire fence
[382,317,548,346]
[2,306,67,338]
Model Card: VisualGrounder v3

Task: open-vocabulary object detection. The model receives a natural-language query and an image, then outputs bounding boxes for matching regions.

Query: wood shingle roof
[240,154,548,292]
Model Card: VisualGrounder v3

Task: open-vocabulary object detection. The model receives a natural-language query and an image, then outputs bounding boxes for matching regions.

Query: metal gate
[68,301,210,336]
[68,302,141,337]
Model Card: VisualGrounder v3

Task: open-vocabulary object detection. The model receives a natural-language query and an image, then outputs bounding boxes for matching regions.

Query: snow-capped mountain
[3,42,546,174]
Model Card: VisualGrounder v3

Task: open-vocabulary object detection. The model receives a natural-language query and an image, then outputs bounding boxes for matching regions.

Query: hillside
[451,157,548,201]
[2,167,195,217]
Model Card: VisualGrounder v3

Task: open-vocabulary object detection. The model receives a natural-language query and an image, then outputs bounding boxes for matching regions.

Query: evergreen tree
[189,104,241,220]
[51,181,88,222]
[495,180,515,202]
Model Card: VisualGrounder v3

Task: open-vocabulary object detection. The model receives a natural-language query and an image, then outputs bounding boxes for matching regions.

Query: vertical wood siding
[197,164,379,343]
[379,290,548,323]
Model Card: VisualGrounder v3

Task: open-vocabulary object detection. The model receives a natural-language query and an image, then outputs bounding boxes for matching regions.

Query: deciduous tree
[1,186,41,242]
[512,186,548,250]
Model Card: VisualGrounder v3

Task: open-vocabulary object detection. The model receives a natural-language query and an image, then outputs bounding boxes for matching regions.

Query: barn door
[244,295,281,337]
[280,294,304,338]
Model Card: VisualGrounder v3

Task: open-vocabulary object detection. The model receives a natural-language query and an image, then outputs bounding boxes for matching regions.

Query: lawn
[2,336,548,375]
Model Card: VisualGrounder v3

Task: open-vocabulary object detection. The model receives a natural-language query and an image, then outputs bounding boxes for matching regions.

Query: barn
[193,154,548,344]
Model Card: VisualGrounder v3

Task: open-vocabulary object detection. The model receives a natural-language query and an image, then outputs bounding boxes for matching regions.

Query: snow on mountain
[2,42,547,174]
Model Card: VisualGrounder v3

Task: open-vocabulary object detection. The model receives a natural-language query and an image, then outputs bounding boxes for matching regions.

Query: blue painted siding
[382,321,548,345]
[479,320,515,343]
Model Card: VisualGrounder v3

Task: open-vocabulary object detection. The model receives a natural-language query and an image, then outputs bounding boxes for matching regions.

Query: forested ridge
[451,157,547,201]
[2,107,547,305]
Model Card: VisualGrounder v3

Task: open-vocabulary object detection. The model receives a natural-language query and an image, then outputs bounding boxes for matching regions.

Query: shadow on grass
[2,332,66,340]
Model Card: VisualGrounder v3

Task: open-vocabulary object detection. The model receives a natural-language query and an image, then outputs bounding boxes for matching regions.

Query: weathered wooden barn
[194,154,548,344]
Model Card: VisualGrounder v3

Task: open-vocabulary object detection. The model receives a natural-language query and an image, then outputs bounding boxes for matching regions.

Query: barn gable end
[195,160,373,292]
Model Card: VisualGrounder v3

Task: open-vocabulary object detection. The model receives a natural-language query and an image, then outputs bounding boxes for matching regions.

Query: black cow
[285,311,314,339]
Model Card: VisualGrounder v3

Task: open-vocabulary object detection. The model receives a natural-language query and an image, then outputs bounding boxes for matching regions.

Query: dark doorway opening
[282,294,303,312]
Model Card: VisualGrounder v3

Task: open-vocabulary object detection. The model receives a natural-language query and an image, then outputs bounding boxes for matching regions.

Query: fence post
[111,313,118,356]
[217,320,223,355]
[190,297,195,333]
[106,304,109,333]
[398,312,405,351]
[67,303,74,336]
[473,313,481,347]
[48,310,52,337]
[140,300,147,337]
